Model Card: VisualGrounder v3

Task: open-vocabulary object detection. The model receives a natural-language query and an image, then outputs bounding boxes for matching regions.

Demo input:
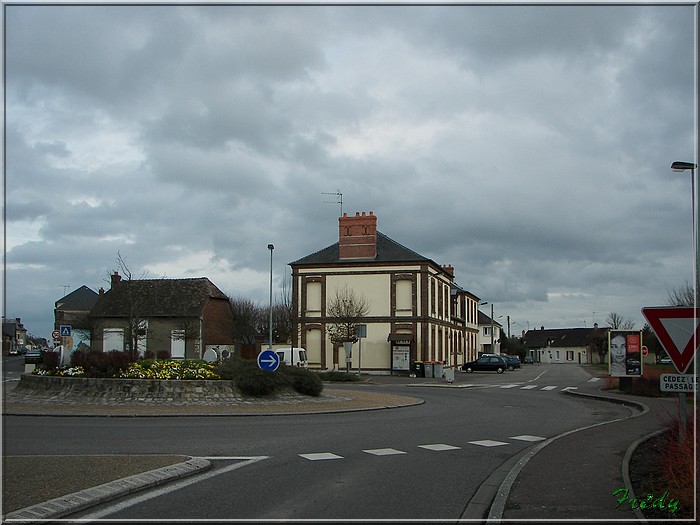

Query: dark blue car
[461,354,508,374]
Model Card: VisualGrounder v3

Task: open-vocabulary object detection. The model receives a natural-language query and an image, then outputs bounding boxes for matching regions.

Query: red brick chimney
[111,271,122,288]
[339,211,377,260]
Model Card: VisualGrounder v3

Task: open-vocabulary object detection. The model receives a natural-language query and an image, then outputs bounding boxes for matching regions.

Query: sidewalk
[496,385,681,521]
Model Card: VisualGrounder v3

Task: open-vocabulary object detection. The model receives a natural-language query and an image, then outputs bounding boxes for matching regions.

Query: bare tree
[229,296,262,345]
[606,312,635,330]
[666,280,695,307]
[110,252,149,360]
[326,285,370,344]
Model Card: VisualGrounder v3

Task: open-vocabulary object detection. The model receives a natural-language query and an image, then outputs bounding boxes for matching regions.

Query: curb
[3,457,211,522]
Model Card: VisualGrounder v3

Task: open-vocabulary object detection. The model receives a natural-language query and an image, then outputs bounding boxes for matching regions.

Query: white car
[659,357,672,365]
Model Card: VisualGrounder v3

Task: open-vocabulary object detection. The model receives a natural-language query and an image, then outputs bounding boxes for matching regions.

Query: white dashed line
[468,440,509,447]
[499,384,520,389]
[520,385,537,390]
[510,435,547,442]
[540,386,557,390]
[299,453,343,461]
[363,448,406,456]
[418,444,461,451]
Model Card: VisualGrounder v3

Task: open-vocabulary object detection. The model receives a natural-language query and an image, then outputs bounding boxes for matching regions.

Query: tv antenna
[322,191,343,216]
[60,285,70,295]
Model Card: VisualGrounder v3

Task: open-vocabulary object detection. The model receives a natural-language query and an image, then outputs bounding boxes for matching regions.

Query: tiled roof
[478,310,502,327]
[290,231,433,266]
[89,278,228,319]
[55,285,99,311]
[522,327,609,349]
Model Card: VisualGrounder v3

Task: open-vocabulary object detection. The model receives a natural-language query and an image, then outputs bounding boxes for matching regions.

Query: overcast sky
[3,1,698,342]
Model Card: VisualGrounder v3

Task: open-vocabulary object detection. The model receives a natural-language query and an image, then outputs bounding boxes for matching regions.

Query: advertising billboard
[608,330,643,377]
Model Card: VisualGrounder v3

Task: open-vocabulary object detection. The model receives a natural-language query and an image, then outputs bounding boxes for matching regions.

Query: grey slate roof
[478,310,502,327]
[89,278,228,319]
[55,286,99,311]
[290,231,433,266]
[522,327,609,349]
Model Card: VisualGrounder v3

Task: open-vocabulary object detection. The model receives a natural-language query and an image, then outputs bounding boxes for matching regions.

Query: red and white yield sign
[642,307,700,374]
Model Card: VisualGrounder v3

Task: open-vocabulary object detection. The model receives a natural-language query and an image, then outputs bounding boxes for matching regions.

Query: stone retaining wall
[15,373,247,404]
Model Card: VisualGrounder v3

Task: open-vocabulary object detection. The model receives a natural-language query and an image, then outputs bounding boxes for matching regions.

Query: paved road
[2,361,680,521]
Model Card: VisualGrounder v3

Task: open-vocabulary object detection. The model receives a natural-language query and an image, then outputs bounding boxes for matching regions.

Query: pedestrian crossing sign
[59,325,72,337]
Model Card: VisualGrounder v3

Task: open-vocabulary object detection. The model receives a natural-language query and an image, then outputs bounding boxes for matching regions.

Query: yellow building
[290,211,480,375]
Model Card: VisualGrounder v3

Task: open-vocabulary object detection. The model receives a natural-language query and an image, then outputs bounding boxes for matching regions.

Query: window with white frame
[103,328,124,352]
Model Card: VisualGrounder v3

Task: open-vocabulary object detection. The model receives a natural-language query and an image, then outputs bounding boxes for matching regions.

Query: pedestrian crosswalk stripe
[363,448,406,456]
[468,440,508,447]
[299,453,343,460]
[540,386,557,390]
[418,444,461,451]
[520,385,537,389]
[510,435,546,442]
[499,384,520,389]
[587,377,601,382]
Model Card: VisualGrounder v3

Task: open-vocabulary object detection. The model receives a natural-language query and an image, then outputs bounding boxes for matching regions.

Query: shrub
[236,367,288,396]
[657,408,698,512]
[215,356,324,397]
[41,350,60,370]
[316,371,361,382]
[279,365,323,396]
[70,350,136,378]
[156,350,171,360]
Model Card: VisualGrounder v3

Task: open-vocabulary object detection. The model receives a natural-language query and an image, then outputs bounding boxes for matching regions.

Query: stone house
[88,273,235,359]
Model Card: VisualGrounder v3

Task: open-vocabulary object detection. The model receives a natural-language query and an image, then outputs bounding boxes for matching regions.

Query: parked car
[504,355,521,371]
[461,354,508,374]
[659,356,672,365]
[523,356,534,364]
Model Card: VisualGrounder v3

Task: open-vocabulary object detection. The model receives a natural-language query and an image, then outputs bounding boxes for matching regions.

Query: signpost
[59,325,72,337]
[660,374,699,392]
[355,324,367,377]
[642,306,699,438]
[257,349,280,372]
[641,307,699,373]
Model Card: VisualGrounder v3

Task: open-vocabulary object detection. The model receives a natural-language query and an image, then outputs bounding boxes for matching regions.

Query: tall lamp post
[267,244,274,350]
[670,161,698,440]
[671,161,699,296]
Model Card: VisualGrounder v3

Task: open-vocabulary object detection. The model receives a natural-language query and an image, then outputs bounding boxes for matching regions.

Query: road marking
[418,444,461,451]
[299,453,343,461]
[468,440,508,447]
[510,435,546,442]
[79,456,267,520]
[499,384,520,389]
[363,448,406,456]
[587,377,601,382]
[520,385,537,390]
[540,386,557,390]
[561,386,578,391]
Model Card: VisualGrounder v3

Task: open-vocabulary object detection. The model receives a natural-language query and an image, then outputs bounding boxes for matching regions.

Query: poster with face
[609,330,643,377]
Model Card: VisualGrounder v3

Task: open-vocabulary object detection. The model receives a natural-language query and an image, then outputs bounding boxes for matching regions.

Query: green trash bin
[424,361,434,378]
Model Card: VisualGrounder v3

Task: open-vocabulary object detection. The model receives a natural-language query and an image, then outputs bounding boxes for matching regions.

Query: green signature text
[612,488,679,514]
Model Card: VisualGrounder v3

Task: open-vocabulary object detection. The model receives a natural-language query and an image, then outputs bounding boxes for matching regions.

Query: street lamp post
[671,161,699,296]
[670,161,697,441]
[267,244,274,350]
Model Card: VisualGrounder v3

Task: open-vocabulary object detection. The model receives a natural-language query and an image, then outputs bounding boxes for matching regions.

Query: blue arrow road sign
[59,325,72,337]
[257,349,280,371]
